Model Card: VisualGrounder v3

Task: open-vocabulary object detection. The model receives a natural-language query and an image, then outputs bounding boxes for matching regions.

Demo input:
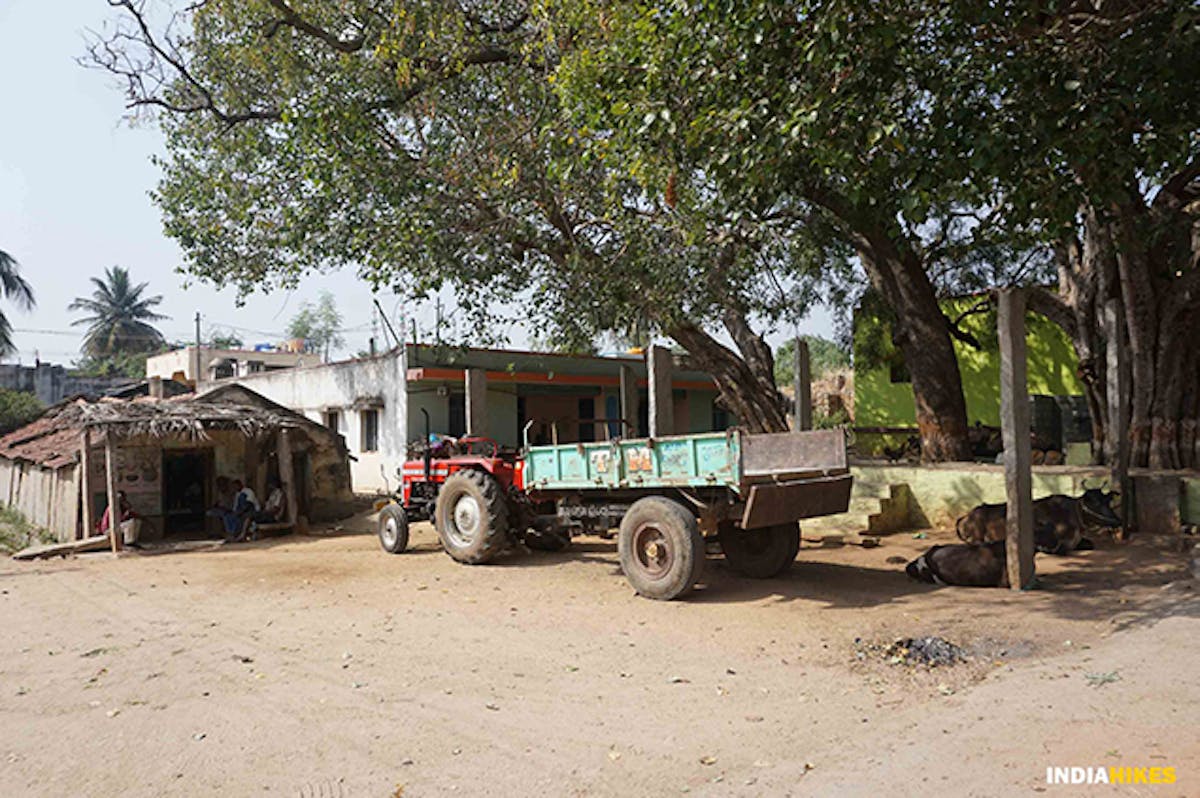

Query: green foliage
[69,266,167,357]
[72,351,156,379]
[287,291,343,360]
[0,504,53,555]
[0,249,36,359]
[0,388,43,435]
[208,329,244,349]
[774,336,850,385]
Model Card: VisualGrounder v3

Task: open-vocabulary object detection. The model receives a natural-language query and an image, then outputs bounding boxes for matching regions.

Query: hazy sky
[0,0,834,367]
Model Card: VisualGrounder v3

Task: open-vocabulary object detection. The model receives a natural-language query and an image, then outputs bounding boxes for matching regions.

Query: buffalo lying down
[906,541,1010,588]
[955,489,1122,554]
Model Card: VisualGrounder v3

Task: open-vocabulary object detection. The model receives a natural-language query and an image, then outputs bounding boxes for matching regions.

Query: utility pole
[193,311,202,386]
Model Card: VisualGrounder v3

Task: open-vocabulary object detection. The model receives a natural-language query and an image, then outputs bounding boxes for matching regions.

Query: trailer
[377,426,852,600]
[520,428,851,598]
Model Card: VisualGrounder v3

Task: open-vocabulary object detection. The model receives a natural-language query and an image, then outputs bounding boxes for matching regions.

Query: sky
[0,0,835,368]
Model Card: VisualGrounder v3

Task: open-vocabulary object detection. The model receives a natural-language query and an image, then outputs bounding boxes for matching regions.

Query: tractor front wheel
[434,470,510,564]
[377,503,410,554]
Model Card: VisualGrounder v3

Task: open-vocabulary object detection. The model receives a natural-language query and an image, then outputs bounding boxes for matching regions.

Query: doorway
[162,449,211,536]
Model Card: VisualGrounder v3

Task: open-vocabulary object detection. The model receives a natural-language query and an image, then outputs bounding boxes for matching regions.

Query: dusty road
[1,518,1197,797]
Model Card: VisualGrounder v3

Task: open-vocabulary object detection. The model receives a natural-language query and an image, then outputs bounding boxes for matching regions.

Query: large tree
[0,249,36,358]
[544,1,1013,460]
[69,265,167,357]
[937,1,1200,469]
[85,0,856,433]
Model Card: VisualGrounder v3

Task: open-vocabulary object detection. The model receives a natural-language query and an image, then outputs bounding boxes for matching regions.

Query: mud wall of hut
[0,460,79,543]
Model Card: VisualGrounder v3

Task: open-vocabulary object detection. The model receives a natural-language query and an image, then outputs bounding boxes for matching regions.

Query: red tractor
[376,414,566,561]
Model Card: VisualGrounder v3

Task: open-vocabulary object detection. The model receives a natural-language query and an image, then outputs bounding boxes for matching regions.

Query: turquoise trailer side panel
[524,431,742,492]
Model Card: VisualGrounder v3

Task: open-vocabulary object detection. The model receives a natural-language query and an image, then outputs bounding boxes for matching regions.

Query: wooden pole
[103,432,123,553]
[1104,299,1133,531]
[998,289,1034,589]
[793,337,813,431]
[277,428,299,525]
[79,429,94,541]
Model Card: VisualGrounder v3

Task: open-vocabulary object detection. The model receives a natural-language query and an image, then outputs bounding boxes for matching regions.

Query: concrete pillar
[647,344,674,437]
[148,376,164,399]
[465,367,488,437]
[619,365,639,438]
[793,337,812,431]
[1104,298,1133,530]
[998,289,1034,590]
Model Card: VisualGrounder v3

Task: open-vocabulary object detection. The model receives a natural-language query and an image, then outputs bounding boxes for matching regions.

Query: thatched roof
[78,395,302,439]
[0,390,311,469]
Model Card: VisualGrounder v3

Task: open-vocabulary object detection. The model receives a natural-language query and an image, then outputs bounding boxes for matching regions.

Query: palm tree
[0,250,35,358]
[69,266,167,356]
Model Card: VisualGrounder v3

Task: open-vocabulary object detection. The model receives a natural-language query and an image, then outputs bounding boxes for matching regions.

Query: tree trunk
[1042,189,1200,471]
[806,186,971,461]
[668,318,789,434]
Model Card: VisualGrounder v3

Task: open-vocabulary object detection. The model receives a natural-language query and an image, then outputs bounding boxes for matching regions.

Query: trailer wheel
[434,470,510,564]
[719,522,798,579]
[618,497,704,600]
[377,503,410,554]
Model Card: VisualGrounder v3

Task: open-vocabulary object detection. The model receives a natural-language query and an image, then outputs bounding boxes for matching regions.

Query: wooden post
[619,364,639,437]
[103,432,123,553]
[277,428,299,525]
[647,344,674,437]
[998,289,1034,589]
[79,429,94,541]
[793,337,813,431]
[1104,298,1133,530]
[465,368,488,437]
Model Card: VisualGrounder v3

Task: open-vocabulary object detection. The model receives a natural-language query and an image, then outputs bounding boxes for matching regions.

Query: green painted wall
[855,299,1084,431]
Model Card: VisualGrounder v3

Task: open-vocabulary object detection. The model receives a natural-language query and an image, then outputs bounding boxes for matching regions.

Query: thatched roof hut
[0,385,353,548]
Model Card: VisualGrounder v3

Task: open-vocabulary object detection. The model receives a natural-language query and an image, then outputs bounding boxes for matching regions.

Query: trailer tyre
[377,503,410,554]
[618,497,704,600]
[434,470,510,564]
[719,522,798,579]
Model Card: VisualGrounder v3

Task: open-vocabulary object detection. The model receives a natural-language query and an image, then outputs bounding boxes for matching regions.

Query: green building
[853,296,1086,456]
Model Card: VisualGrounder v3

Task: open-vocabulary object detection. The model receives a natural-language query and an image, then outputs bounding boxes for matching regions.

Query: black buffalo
[955,489,1122,554]
[906,541,1010,588]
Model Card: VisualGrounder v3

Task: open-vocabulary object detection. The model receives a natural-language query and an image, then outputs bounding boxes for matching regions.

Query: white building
[146,346,321,384]
[199,349,407,493]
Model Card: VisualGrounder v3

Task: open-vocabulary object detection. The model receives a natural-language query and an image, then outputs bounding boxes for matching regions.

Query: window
[712,404,731,431]
[324,410,341,432]
[360,409,379,452]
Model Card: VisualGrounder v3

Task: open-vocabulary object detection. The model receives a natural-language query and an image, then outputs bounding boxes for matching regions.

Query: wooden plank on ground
[12,535,110,561]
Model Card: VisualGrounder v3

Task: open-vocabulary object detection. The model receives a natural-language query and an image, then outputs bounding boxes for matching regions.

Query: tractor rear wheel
[719,522,799,579]
[434,470,510,564]
[377,504,410,554]
[618,497,704,600]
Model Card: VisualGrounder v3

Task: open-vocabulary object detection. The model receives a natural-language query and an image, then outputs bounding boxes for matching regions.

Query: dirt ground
[2,516,1198,797]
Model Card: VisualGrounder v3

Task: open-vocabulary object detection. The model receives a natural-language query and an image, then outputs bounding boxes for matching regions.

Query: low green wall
[851,464,1102,528]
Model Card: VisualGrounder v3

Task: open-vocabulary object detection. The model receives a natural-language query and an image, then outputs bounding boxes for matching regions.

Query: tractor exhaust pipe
[422,408,432,482]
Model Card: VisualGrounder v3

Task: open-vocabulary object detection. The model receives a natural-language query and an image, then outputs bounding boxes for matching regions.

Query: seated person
[97,491,141,546]
[222,479,260,541]
[255,480,286,524]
